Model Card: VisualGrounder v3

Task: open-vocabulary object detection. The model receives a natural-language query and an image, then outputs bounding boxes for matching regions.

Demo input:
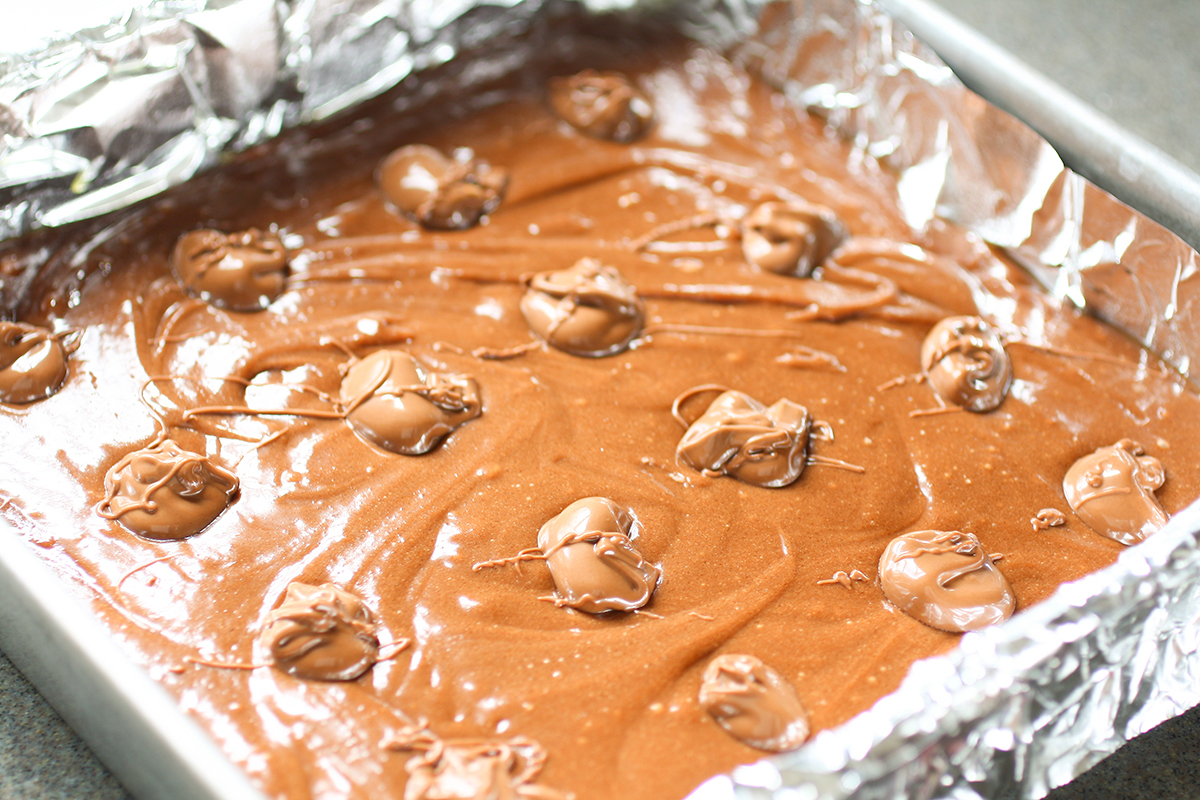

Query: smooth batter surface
[2,33,1198,800]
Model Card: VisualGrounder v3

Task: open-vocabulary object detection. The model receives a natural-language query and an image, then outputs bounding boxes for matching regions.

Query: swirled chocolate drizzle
[2,35,1200,800]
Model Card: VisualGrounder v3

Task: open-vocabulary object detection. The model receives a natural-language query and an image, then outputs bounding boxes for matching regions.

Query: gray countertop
[2,1,1199,798]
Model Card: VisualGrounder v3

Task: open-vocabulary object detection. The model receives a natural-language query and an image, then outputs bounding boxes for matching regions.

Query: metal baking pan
[881,0,1200,256]
[3,1,1200,799]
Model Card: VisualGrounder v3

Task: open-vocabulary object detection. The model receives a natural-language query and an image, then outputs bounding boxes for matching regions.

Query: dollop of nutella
[676,389,814,488]
[377,144,509,230]
[97,439,238,540]
[386,723,563,800]
[920,316,1012,412]
[171,228,289,312]
[698,654,809,752]
[258,582,380,681]
[741,201,846,277]
[878,530,1015,633]
[0,321,69,405]
[520,258,645,357]
[340,350,481,455]
[536,497,659,613]
[1063,439,1169,545]
[549,69,653,143]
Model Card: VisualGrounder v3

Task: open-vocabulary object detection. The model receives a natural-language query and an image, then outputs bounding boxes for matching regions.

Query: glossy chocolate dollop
[259,582,379,681]
[920,316,1012,412]
[97,439,238,540]
[535,497,658,613]
[878,530,1015,633]
[171,228,288,312]
[0,321,68,404]
[740,201,846,277]
[549,69,653,143]
[520,258,645,357]
[1064,439,1169,545]
[377,144,509,230]
[340,350,481,455]
[698,654,809,753]
[387,724,562,800]
[677,389,812,488]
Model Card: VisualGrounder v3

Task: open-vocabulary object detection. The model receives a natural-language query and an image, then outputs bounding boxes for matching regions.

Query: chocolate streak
[2,37,1200,800]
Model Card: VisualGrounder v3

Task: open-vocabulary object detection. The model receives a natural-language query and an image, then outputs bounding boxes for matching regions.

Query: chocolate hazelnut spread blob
[340,350,481,455]
[386,723,563,800]
[698,654,809,752]
[520,258,645,357]
[920,316,1012,412]
[259,582,380,681]
[171,228,288,312]
[0,321,68,404]
[878,530,1015,633]
[535,497,659,613]
[1032,508,1067,531]
[549,69,653,143]
[675,388,816,488]
[377,144,509,230]
[97,439,238,540]
[740,201,846,277]
[1063,439,1169,545]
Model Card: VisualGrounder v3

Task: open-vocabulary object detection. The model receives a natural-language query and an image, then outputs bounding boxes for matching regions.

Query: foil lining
[3,2,1200,800]
[704,503,1200,800]
[0,0,756,240]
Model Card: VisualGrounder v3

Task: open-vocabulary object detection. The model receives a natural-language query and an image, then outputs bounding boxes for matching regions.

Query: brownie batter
[2,35,1199,800]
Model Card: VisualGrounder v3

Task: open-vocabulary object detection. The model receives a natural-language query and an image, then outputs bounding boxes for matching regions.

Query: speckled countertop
[2,1,1199,798]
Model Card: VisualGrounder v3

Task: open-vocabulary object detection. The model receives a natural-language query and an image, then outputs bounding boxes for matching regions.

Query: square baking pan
[3,1,1200,800]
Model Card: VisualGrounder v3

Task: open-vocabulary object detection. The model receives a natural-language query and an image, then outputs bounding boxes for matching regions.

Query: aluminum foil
[3,1,1200,800]
[702,502,1200,800]
[0,0,755,240]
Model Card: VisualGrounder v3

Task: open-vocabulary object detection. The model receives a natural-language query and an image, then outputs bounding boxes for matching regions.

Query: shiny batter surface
[2,36,1199,800]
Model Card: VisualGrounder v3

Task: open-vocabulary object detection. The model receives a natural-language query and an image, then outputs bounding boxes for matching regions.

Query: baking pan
[0,521,266,800]
[881,0,1200,256]
[3,2,1200,800]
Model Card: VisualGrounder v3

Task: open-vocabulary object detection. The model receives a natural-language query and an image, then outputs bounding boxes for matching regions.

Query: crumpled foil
[700,502,1200,800]
[0,0,754,239]
[3,1,1200,800]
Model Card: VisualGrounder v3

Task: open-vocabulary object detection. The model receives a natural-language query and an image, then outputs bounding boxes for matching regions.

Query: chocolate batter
[2,35,1198,800]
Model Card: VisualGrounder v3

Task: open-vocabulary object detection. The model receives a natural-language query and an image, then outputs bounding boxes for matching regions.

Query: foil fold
[4,1,1200,800]
[730,502,1200,800]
